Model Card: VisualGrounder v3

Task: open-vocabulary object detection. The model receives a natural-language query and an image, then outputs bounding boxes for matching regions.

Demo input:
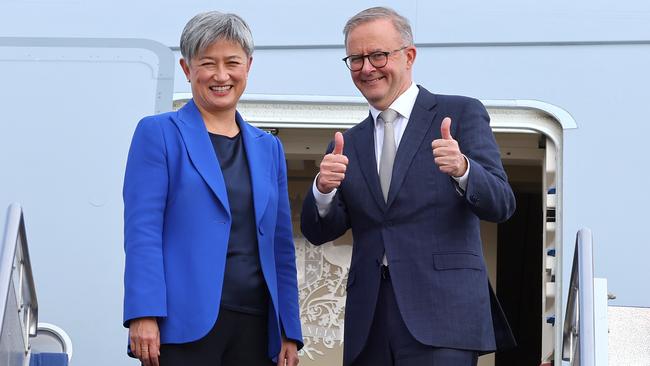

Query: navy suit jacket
[301,87,516,365]
[123,100,302,359]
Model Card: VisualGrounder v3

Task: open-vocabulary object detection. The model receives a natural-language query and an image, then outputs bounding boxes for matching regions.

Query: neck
[372,81,413,110]
[197,106,240,137]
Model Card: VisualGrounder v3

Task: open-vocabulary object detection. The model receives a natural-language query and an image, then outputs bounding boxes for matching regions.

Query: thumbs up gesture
[432,117,468,177]
[316,132,349,193]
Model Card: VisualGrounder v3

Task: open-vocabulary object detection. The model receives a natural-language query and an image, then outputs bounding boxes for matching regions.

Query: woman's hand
[277,338,299,366]
[129,317,160,366]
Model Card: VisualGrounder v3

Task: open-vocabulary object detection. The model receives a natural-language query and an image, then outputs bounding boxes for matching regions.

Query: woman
[122,11,302,366]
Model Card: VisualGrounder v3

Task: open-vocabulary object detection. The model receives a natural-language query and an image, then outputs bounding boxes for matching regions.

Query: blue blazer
[301,87,516,366]
[123,100,302,359]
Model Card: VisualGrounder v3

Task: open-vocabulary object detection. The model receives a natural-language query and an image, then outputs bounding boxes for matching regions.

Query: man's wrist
[315,174,328,194]
[452,155,470,192]
[313,174,336,217]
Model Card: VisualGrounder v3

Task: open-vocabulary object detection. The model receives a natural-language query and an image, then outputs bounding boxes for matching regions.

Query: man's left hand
[277,338,299,366]
[432,117,467,177]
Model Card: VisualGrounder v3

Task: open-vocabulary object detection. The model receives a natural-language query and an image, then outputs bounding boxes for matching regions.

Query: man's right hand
[129,317,160,366]
[316,132,348,194]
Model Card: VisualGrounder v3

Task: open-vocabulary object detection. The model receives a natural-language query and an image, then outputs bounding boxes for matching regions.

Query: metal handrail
[562,228,595,365]
[0,203,39,351]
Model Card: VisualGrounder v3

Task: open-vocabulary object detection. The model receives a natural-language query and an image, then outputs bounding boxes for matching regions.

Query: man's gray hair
[180,11,254,63]
[343,7,413,47]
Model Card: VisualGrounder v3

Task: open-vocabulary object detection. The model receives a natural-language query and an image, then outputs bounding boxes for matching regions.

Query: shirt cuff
[452,155,470,193]
[312,173,337,217]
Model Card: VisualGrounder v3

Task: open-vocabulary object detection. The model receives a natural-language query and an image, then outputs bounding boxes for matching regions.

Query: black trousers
[352,266,479,366]
[158,308,274,366]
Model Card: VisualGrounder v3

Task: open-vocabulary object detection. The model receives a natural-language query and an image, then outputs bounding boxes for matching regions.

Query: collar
[369,82,419,123]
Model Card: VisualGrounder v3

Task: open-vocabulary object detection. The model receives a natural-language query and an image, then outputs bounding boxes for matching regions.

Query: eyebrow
[197,55,245,62]
[349,48,387,56]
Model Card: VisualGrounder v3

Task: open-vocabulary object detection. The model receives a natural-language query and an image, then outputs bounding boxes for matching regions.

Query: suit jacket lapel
[387,87,438,208]
[239,113,269,226]
[351,115,386,212]
[172,99,231,217]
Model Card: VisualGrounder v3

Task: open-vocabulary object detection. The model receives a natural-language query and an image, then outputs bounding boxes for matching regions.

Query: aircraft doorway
[276,128,553,366]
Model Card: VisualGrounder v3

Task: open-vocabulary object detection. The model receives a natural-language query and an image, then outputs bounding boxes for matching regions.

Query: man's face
[345,18,415,110]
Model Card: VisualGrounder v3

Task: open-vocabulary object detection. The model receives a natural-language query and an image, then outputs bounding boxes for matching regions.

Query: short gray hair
[180,11,254,63]
[343,7,413,47]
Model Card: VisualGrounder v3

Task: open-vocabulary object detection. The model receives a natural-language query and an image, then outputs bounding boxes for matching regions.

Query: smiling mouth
[209,85,232,92]
[361,76,385,84]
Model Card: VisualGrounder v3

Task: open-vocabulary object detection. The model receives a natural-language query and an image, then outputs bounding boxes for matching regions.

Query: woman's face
[180,39,252,116]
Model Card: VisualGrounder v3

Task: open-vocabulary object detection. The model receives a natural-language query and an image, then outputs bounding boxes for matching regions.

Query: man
[300,6,516,366]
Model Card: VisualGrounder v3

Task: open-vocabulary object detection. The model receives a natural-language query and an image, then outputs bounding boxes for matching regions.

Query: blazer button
[470,194,479,203]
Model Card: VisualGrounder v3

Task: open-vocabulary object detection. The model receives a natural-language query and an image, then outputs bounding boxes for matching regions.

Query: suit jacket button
[470,194,479,203]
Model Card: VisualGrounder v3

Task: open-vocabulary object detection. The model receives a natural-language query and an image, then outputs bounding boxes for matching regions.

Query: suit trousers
[157,307,274,366]
[352,266,479,366]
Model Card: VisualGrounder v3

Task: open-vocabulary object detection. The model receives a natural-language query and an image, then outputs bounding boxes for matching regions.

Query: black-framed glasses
[342,46,408,71]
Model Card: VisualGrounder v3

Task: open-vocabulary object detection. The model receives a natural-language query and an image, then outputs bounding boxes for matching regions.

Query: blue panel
[29,353,68,366]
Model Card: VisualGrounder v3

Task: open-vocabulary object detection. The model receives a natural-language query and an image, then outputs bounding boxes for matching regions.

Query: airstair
[561,228,650,365]
[1,204,72,366]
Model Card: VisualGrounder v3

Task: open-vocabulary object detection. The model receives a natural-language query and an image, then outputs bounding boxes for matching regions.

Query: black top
[209,131,269,315]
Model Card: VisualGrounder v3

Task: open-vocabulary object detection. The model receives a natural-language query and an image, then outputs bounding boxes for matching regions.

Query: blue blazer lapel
[239,113,269,226]
[387,87,438,208]
[351,115,386,212]
[172,100,231,216]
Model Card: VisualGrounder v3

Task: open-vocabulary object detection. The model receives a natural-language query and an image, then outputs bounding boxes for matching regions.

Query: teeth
[210,86,231,92]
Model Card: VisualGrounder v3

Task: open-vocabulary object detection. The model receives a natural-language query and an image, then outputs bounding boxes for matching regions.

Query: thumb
[333,132,344,155]
[441,117,453,140]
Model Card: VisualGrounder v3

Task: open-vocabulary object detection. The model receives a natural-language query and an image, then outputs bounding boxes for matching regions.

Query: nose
[212,66,229,82]
[359,57,376,74]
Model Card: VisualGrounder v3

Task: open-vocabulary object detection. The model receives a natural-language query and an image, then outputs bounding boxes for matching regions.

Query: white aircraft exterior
[1,1,649,365]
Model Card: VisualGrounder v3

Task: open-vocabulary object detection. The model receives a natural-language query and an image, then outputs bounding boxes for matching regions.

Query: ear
[405,46,417,69]
[180,58,191,80]
[247,56,253,72]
